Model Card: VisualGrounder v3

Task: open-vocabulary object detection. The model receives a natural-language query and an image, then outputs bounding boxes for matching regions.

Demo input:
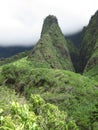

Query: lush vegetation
[79,10,98,77]
[0,50,31,66]
[0,86,78,130]
[0,63,98,129]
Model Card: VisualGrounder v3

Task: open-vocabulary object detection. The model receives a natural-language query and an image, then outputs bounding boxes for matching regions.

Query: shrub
[0,94,78,130]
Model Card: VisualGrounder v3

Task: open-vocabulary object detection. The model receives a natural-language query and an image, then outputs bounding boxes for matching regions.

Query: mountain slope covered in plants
[79,11,98,79]
[28,15,74,71]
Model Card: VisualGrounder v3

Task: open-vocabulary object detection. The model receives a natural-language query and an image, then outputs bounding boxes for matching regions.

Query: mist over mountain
[0,0,98,46]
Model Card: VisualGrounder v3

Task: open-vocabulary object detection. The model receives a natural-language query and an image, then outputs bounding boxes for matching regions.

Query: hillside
[0,86,78,130]
[79,11,98,77]
[0,62,98,129]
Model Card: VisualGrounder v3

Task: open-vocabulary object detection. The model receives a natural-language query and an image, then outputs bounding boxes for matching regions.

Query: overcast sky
[0,0,98,46]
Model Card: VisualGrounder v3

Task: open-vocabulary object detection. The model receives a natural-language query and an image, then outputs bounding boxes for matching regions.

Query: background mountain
[0,46,32,58]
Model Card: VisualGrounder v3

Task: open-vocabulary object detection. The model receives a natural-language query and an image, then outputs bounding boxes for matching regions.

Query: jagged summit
[41,15,58,36]
[29,15,74,71]
[88,10,98,28]
[43,15,58,25]
[90,10,98,20]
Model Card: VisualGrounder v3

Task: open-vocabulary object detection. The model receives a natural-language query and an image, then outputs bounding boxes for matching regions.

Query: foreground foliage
[1,64,98,129]
[0,87,78,130]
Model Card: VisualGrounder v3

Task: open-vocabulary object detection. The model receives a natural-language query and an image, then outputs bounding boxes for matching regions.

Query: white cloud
[0,0,98,46]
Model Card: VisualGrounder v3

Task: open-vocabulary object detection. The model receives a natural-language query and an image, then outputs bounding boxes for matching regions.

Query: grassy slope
[23,68,98,129]
[84,46,98,81]
[0,86,79,130]
[0,57,98,129]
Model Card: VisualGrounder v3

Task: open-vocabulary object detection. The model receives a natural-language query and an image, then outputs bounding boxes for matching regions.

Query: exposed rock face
[29,15,74,71]
[78,10,98,76]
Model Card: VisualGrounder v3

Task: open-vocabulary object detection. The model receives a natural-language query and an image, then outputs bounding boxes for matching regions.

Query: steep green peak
[91,10,98,19]
[41,15,58,36]
[77,10,98,80]
[28,15,74,71]
[44,15,58,24]
[89,10,98,27]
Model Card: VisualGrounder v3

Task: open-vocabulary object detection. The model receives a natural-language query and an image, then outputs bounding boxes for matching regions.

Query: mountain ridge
[78,10,98,80]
